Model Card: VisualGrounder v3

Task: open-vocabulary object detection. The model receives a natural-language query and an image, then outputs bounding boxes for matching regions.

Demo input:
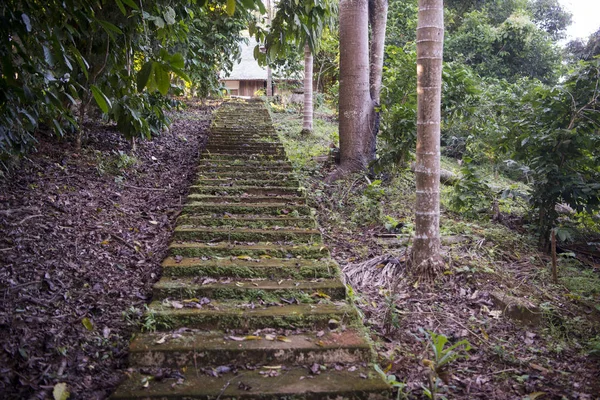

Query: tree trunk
[412,0,444,278]
[335,0,372,176]
[367,0,388,161]
[302,44,314,134]
[266,0,273,96]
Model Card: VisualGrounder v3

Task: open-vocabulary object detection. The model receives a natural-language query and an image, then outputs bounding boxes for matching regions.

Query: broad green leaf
[153,16,165,29]
[53,382,70,400]
[90,85,111,114]
[226,0,236,16]
[169,53,185,69]
[164,7,176,25]
[137,61,154,92]
[154,64,170,95]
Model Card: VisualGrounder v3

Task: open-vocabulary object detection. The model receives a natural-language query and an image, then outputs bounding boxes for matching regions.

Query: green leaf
[169,53,185,69]
[115,0,127,16]
[137,61,154,92]
[170,66,191,83]
[164,6,176,25]
[226,0,236,16]
[154,64,170,95]
[90,85,111,114]
[97,19,123,37]
[70,46,89,80]
[53,382,70,400]
[121,0,140,10]
[153,16,165,29]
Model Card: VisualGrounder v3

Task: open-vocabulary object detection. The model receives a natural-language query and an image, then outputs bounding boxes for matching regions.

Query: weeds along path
[112,99,390,399]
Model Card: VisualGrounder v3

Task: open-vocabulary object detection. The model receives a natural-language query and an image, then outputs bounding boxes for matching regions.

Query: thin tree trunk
[302,44,314,134]
[413,0,444,277]
[367,0,388,161]
[334,0,372,177]
[266,0,273,96]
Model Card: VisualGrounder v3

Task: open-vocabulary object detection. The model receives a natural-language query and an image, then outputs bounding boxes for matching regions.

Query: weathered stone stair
[112,100,390,399]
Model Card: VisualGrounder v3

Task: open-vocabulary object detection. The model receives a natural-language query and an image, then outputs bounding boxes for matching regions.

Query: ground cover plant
[273,103,600,399]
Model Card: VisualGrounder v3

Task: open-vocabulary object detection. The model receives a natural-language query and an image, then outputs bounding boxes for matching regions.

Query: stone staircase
[112,100,390,399]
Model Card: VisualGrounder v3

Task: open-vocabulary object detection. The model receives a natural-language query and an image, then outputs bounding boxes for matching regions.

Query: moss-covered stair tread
[111,99,390,399]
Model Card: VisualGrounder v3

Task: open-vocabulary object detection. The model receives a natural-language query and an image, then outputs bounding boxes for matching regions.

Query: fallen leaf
[526,392,547,400]
[53,382,69,400]
[171,301,184,309]
[276,336,291,343]
[82,318,93,331]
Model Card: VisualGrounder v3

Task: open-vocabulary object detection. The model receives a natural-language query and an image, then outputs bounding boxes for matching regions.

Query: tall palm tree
[413,0,445,278]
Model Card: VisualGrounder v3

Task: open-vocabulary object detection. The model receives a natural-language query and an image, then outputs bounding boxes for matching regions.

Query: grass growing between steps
[271,104,600,399]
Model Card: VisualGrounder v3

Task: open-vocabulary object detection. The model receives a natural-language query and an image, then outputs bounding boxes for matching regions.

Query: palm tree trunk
[336,0,372,175]
[413,0,444,278]
[302,44,314,134]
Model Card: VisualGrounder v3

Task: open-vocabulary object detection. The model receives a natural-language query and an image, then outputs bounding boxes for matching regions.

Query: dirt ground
[0,102,212,399]
[307,166,600,400]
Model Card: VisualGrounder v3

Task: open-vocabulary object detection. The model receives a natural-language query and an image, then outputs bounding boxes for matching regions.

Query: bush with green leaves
[503,59,600,250]
[0,0,262,168]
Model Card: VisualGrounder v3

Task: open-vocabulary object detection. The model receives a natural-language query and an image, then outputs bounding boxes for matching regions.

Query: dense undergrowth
[272,103,600,399]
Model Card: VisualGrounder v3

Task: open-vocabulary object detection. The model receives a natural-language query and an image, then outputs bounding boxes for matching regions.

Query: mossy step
[194,178,299,187]
[199,159,291,166]
[161,257,337,279]
[186,194,305,205]
[197,164,293,171]
[152,276,345,301]
[205,145,285,152]
[182,202,311,216]
[128,329,371,368]
[176,215,316,229]
[173,226,322,243]
[112,365,390,399]
[188,186,302,197]
[196,170,293,178]
[200,153,287,161]
[168,243,330,259]
[148,301,358,330]
[205,143,284,149]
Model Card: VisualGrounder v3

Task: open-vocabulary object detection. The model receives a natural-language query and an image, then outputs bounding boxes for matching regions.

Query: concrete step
[188,186,302,197]
[128,329,372,368]
[198,159,291,166]
[172,227,322,243]
[197,164,293,172]
[186,194,304,205]
[176,215,316,229]
[161,257,337,279]
[196,170,293,179]
[168,242,330,259]
[200,153,288,161]
[194,178,299,187]
[112,366,390,399]
[182,202,311,216]
[152,277,345,301]
[147,301,358,330]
